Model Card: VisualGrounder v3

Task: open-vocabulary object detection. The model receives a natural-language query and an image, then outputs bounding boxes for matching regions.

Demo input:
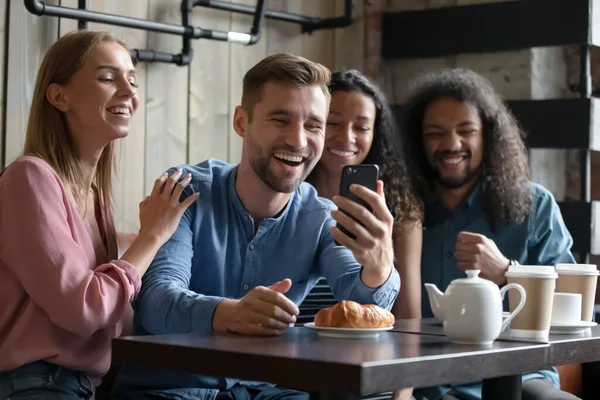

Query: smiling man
[112,53,400,400]
[401,69,578,400]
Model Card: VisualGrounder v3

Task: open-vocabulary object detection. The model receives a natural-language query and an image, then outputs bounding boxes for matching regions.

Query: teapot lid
[450,270,495,286]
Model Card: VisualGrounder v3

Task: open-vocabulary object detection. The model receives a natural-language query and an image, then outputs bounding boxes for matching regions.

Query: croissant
[314,300,395,328]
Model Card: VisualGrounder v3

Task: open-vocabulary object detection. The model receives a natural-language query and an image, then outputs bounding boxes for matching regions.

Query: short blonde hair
[241,53,331,121]
[24,30,130,216]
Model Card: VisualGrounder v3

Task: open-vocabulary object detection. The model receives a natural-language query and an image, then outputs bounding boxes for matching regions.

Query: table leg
[482,375,522,400]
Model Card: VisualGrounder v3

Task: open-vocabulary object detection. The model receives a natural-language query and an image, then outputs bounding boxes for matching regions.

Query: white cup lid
[505,265,558,278]
[555,264,599,275]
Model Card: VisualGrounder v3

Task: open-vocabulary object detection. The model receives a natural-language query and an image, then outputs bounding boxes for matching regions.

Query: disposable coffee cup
[505,265,557,339]
[555,264,599,322]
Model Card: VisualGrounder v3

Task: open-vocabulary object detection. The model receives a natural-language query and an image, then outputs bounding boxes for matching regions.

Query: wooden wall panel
[57,0,76,32]
[334,0,364,72]
[0,0,7,168]
[267,0,364,72]
[4,0,60,165]
[228,0,267,164]
[296,1,336,68]
[188,5,230,164]
[145,0,189,191]
[266,0,303,56]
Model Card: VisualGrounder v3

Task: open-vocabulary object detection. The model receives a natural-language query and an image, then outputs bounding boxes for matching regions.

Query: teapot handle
[500,283,527,332]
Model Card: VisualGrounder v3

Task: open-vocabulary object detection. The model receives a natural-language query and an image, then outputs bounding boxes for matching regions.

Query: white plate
[550,321,597,335]
[304,322,393,339]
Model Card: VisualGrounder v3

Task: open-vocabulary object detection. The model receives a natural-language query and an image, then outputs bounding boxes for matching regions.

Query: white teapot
[424,270,526,345]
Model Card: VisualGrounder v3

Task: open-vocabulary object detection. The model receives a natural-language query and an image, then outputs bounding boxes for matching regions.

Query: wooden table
[391,318,600,399]
[392,318,600,342]
[112,327,555,400]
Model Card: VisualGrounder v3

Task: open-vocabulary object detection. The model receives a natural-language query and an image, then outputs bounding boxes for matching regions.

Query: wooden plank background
[0,0,365,232]
[0,0,6,169]
[4,0,60,166]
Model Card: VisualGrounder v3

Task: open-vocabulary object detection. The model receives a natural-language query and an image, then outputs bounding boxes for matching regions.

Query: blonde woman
[0,31,198,399]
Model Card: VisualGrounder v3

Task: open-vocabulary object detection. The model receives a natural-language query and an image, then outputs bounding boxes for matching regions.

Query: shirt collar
[465,177,486,209]
[424,177,487,225]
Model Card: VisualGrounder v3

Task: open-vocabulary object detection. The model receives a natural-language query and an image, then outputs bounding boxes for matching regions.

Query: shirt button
[446,251,452,259]
[243,284,249,291]
[249,244,255,250]
[376,293,383,299]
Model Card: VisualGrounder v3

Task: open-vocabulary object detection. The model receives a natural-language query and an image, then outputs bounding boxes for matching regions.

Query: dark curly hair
[308,69,422,227]
[402,68,531,226]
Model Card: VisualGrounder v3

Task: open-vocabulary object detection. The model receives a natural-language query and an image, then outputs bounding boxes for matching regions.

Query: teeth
[442,157,462,165]
[107,106,130,115]
[274,153,303,163]
[329,149,355,157]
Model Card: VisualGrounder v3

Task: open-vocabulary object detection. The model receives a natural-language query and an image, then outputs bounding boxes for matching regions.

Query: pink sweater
[0,156,141,379]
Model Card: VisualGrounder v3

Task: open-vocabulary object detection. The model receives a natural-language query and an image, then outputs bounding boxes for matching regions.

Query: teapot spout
[424,283,445,321]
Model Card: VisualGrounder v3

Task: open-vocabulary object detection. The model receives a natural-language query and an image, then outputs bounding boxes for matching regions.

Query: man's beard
[247,134,316,193]
[430,151,482,189]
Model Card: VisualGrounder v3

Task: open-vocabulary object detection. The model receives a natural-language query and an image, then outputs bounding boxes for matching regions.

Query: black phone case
[336,165,379,241]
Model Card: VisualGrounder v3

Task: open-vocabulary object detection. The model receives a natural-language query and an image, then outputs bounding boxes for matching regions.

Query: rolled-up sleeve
[0,159,141,337]
[134,182,224,335]
[527,186,576,265]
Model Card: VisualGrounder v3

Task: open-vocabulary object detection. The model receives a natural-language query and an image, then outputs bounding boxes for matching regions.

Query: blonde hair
[241,53,331,122]
[24,30,130,217]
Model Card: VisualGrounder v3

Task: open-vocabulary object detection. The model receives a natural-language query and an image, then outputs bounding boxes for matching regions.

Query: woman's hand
[138,169,200,245]
[121,169,200,279]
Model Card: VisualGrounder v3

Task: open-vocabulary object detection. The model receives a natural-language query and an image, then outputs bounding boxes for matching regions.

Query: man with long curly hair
[401,68,578,400]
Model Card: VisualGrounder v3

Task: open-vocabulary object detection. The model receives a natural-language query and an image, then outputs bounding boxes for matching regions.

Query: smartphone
[336,164,379,240]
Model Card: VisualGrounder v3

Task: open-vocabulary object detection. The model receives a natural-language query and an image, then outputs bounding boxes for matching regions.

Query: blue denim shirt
[414,180,575,400]
[113,159,400,399]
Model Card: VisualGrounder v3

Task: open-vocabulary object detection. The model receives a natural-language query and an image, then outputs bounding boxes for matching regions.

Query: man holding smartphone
[112,53,399,400]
